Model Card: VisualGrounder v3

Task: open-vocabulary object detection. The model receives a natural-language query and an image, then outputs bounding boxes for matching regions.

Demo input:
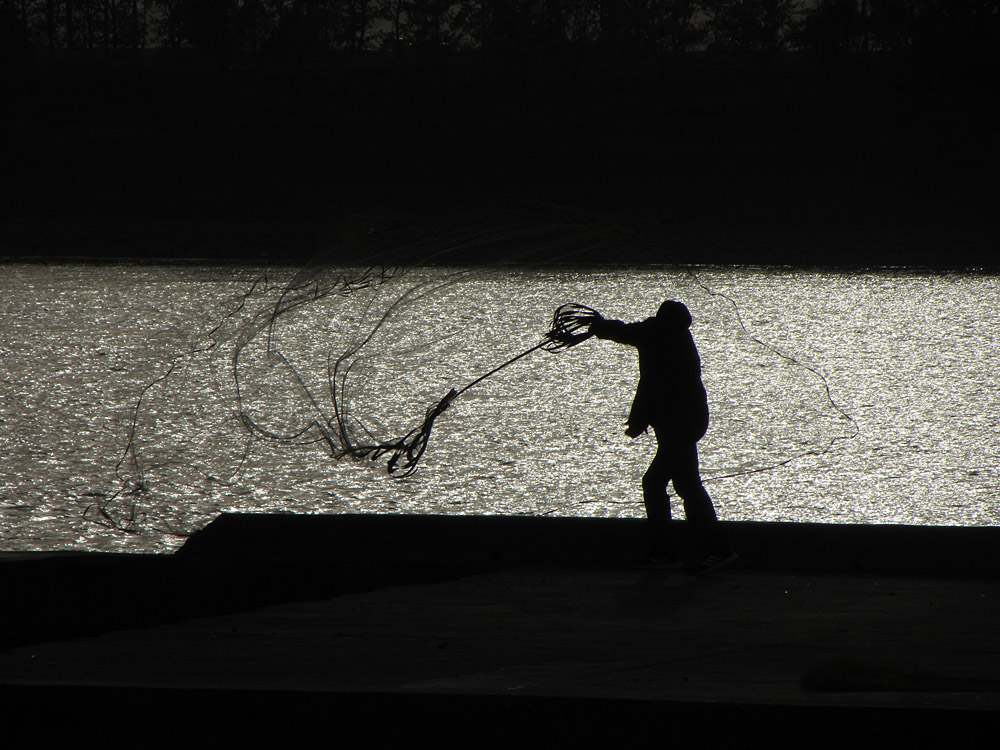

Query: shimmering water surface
[2,263,998,553]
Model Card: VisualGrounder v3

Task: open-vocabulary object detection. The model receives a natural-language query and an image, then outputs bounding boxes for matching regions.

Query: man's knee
[642,468,667,493]
[672,474,705,499]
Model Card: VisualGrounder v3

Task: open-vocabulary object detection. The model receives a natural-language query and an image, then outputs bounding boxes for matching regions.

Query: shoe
[633,554,684,571]
[689,551,739,575]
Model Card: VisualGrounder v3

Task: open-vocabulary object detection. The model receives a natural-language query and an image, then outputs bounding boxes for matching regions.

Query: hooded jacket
[591,302,709,439]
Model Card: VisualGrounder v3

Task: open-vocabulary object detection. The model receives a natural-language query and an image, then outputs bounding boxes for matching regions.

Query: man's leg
[641,433,675,558]
[671,442,731,557]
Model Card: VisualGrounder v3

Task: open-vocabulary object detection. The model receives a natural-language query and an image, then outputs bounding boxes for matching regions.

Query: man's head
[656,300,692,328]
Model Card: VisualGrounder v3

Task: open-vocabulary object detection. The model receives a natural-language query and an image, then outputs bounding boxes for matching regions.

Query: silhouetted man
[588,300,737,574]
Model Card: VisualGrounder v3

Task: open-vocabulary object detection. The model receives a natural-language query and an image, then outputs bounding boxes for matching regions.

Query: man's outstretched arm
[589,317,644,346]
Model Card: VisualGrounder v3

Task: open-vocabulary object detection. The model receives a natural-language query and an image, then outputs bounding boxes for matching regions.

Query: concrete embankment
[4,515,998,650]
[2,515,999,743]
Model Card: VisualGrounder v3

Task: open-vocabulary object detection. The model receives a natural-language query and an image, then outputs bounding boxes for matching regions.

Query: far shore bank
[2,216,997,269]
[6,53,997,270]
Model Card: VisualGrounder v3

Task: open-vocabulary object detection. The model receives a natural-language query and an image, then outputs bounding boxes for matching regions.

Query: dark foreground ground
[2,515,999,744]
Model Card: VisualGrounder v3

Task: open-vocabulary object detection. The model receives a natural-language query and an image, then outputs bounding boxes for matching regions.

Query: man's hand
[544,303,602,351]
[625,424,647,438]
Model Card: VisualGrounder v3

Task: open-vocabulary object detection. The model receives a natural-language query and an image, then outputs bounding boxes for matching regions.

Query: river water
[2,263,998,553]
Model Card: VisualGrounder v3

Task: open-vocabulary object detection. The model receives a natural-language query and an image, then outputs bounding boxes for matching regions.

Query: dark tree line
[2,0,148,55]
[3,1,998,81]
[797,1,1000,60]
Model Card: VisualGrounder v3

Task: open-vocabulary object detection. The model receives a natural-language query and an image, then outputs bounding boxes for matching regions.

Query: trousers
[642,424,724,556]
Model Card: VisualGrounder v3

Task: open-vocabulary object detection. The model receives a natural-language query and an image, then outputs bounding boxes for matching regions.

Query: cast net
[88,208,858,539]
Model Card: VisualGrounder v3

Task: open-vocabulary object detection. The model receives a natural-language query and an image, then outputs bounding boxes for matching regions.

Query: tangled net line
[227,218,608,480]
[338,302,598,477]
[90,211,615,534]
[88,265,404,534]
[691,274,860,484]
